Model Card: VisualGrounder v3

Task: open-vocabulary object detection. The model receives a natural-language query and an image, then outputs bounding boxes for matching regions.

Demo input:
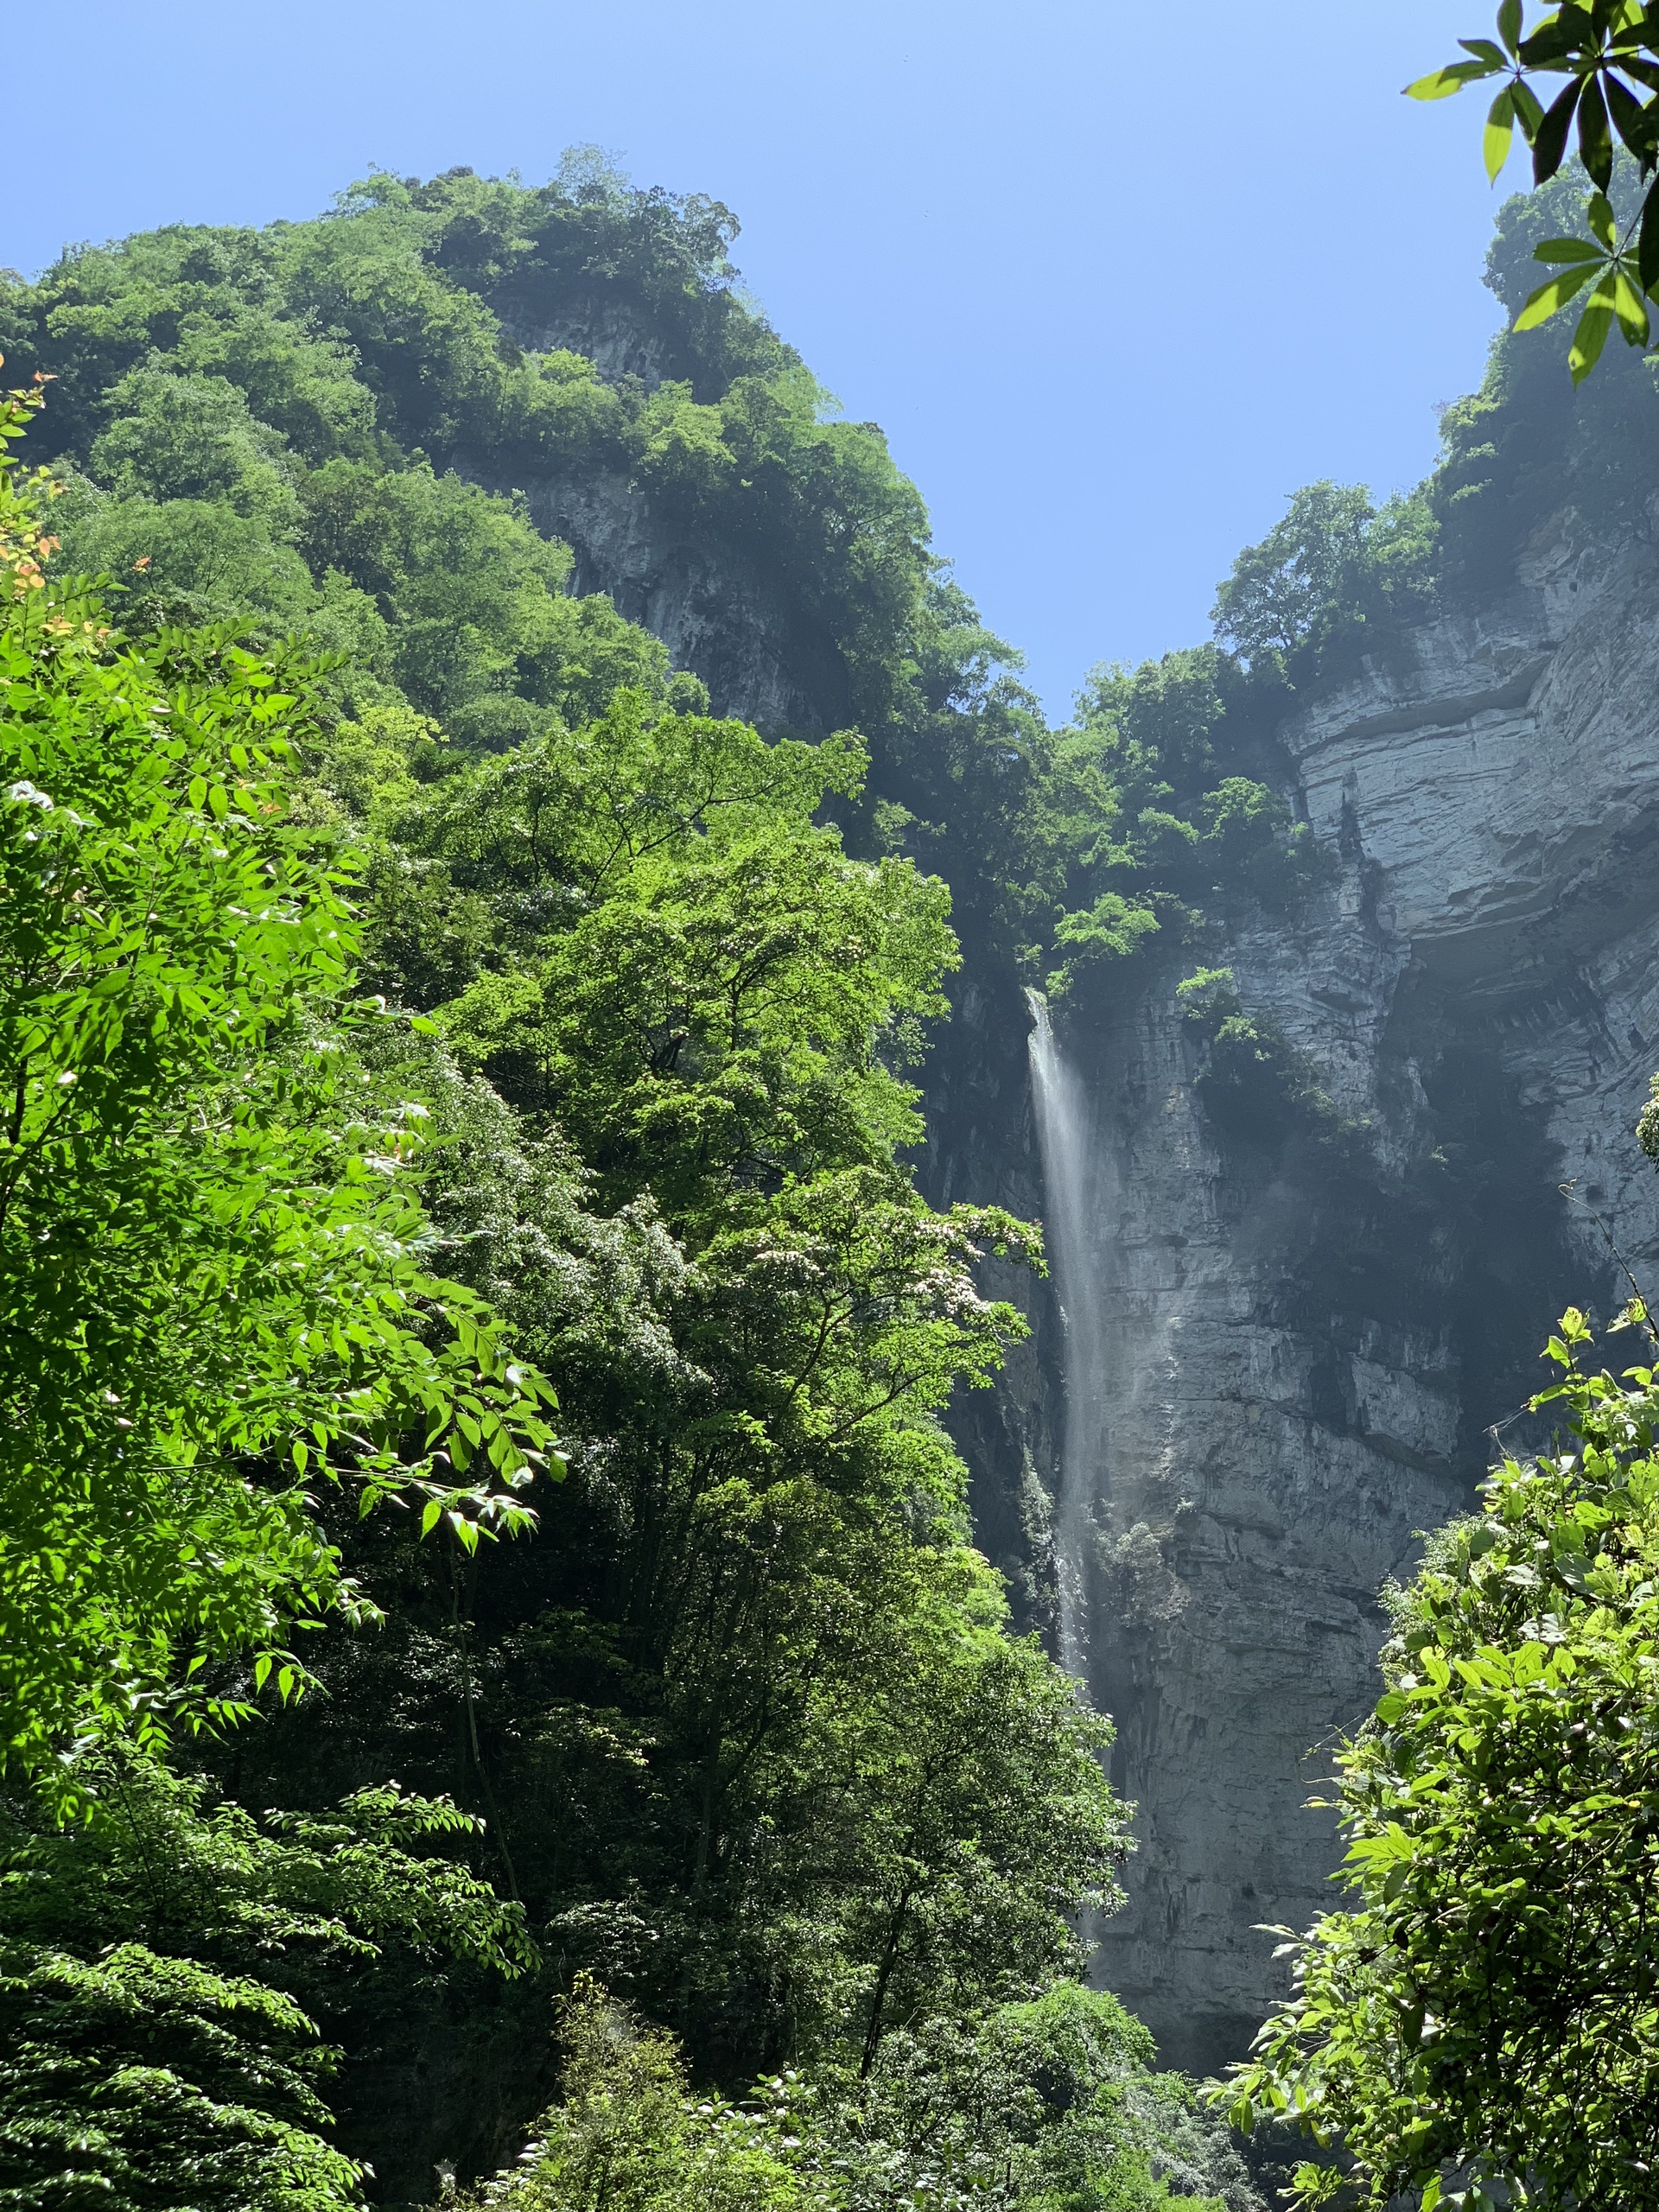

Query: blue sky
[11,1,1521,719]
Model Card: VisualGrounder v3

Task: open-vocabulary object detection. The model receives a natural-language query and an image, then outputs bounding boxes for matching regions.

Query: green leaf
[1513,77,1546,141]
[1613,268,1651,344]
[1533,234,1607,262]
[1516,259,1605,327]
[1497,0,1522,56]
[1578,74,1615,188]
[1587,189,1618,250]
[420,1497,442,1536]
[1406,58,1503,99]
[1605,69,1657,158]
[1485,86,1516,180]
[1459,36,1511,65]
[1569,282,1618,381]
[1534,75,1585,181]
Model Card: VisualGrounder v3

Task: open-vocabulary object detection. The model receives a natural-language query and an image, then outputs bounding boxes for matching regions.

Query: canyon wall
[479,284,1659,2071]
[926,509,1659,2072]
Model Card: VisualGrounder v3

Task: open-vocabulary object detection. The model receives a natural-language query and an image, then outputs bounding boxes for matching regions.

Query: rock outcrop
[926,512,1659,2072]
[473,278,1659,2074]
[512,466,849,734]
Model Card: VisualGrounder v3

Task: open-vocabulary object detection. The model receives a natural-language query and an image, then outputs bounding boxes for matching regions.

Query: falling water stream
[1024,988,1109,1683]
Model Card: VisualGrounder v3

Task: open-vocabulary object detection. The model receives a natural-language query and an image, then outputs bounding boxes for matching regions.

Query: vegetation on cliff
[0,226,1249,2205]
[1224,1301,1659,2211]
[10,74,1659,2206]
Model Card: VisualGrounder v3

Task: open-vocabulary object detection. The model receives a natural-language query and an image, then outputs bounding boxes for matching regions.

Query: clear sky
[10,1,1521,720]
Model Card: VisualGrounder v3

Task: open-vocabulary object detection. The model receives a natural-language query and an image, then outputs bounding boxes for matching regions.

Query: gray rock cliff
[925,509,1659,2072]
[467,281,1659,2075]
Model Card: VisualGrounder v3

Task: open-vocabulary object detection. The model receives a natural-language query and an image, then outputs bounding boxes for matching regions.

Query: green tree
[1210,485,1437,671]
[0,375,556,1793]
[1221,1302,1659,2209]
[477,1975,1251,2212]
[327,681,1128,2070]
[0,1750,531,2212]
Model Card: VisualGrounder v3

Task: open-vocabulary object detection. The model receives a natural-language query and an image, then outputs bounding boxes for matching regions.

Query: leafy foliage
[1210,485,1438,671]
[1408,1,1659,382]
[0,1751,530,2212]
[0,262,1148,2190]
[0,168,1334,1017]
[0,147,1452,2196]
[469,1975,1251,2212]
[0,372,557,1793]
[1221,1304,1659,2209]
[282,661,1134,2082]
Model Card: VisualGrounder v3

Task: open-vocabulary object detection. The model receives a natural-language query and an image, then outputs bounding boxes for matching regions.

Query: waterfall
[1025,988,1107,1682]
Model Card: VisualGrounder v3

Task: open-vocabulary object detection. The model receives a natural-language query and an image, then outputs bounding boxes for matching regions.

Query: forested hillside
[9,147,1659,2212]
[0,164,1274,2212]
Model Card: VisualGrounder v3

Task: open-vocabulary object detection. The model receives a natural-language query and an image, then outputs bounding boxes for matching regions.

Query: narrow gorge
[10,161,1659,2201]
[443,192,1659,2069]
[926,513,1659,2067]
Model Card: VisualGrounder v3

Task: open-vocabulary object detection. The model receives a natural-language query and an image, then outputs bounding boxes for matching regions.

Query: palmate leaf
[1516,257,1608,327]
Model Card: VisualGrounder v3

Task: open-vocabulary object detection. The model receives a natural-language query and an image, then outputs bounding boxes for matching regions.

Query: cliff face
[514,374,1659,2067]
[925,510,1659,2072]
[509,466,850,734]
[450,262,1659,2074]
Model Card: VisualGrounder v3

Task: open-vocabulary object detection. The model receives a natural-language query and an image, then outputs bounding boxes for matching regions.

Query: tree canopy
[0,369,558,1800]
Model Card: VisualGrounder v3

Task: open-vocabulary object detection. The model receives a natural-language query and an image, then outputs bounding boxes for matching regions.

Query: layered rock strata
[929,515,1659,2071]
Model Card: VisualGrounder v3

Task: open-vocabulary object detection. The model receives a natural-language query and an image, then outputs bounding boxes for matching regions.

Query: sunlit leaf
[1568,282,1618,382]
[1612,267,1650,343]
[1485,86,1516,179]
[1516,259,1605,327]
[1533,234,1605,262]
[1406,58,1503,99]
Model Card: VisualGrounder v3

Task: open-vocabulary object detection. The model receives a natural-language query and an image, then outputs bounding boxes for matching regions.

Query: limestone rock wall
[466,266,1659,2069]
[925,514,1659,2071]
